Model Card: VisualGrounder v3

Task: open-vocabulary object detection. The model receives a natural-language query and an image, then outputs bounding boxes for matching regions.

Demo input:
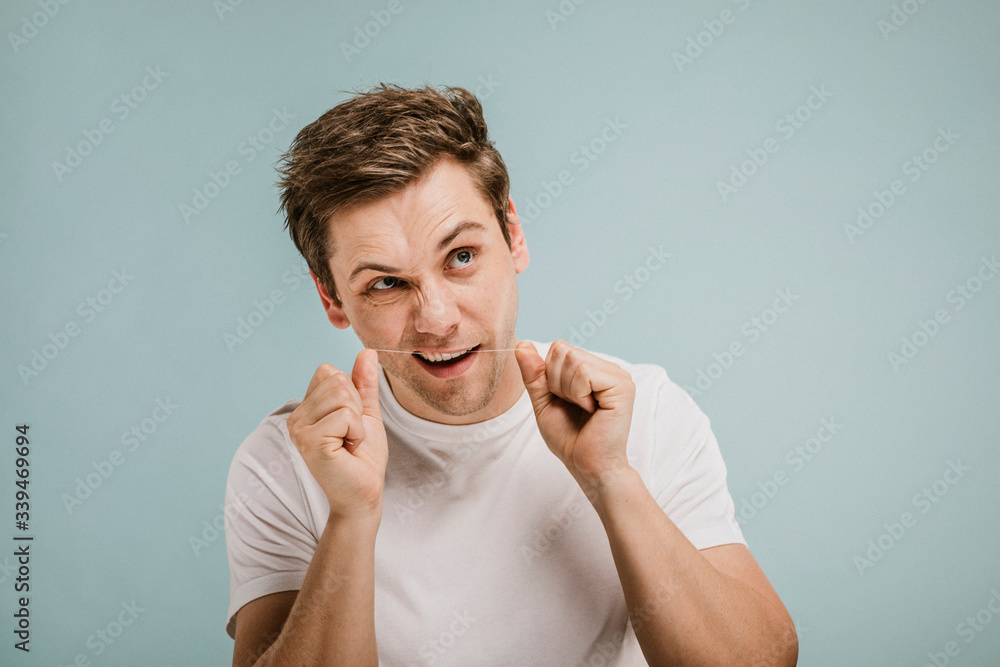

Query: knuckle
[330,372,354,391]
[331,384,357,406]
[332,404,361,429]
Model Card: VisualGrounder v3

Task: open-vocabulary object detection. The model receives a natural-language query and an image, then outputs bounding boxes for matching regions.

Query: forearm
[590,468,795,666]
[257,511,381,666]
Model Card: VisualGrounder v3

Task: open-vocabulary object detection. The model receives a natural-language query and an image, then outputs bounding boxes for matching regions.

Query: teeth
[417,348,472,362]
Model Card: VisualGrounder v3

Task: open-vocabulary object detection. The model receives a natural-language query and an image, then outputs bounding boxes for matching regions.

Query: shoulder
[226,399,304,494]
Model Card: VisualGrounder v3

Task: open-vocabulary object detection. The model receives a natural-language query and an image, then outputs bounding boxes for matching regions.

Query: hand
[514,339,636,496]
[286,349,388,521]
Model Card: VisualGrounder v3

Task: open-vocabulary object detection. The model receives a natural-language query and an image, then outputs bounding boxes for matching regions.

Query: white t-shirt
[224,340,746,665]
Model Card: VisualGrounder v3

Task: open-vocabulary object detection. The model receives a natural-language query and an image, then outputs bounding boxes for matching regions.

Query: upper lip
[412,344,479,355]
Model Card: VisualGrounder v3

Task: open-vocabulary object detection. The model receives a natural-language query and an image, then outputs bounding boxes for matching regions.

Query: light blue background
[1,1,998,664]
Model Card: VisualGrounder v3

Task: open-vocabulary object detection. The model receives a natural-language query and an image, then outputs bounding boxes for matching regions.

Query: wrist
[575,459,642,512]
[327,501,383,535]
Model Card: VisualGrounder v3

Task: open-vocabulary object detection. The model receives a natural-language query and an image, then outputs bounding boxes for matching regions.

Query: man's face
[315,156,530,423]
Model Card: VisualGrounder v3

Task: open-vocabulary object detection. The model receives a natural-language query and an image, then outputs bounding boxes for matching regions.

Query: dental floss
[370,348,523,353]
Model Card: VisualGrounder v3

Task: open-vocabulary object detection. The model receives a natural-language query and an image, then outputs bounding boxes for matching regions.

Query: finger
[565,362,598,414]
[548,341,600,413]
[514,340,551,409]
[299,372,364,428]
[352,348,382,422]
[304,363,339,399]
[544,340,571,402]
[306,406,367,456]
[568,358,633,412]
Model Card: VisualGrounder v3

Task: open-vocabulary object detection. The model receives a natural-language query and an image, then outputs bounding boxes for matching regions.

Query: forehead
[329,158,497,277]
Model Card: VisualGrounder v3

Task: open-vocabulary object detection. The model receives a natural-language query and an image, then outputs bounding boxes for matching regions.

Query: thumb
[515,340,551,408]
[352,348,383,421]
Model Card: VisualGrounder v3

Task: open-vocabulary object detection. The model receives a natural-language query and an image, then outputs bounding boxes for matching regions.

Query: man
[224,83,797,666]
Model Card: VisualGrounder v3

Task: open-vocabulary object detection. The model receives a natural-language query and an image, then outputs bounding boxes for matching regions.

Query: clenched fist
[286,349,388,522]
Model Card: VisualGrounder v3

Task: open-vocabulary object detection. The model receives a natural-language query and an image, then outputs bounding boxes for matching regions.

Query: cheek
[464,275,512,315]
[351,300,408,337]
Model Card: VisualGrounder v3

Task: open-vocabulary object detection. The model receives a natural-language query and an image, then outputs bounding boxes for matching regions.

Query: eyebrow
[347,220,489,286]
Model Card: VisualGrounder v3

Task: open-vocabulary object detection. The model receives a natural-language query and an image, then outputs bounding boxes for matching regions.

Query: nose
[412,276,460,337]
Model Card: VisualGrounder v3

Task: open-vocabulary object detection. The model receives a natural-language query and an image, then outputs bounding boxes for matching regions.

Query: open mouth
[412,344,480,367]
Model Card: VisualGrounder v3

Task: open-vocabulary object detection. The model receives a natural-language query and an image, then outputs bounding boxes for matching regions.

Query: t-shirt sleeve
[645,368,747,551]
[224,417,319,639]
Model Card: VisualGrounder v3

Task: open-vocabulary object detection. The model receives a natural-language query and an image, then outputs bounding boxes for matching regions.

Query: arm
[233,512,380,666]
[590,467,797,666]
[230,349,388,666]
[514,340,796,666]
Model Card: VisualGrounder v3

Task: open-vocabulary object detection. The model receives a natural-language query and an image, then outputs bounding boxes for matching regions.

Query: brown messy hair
[276,82,512,306]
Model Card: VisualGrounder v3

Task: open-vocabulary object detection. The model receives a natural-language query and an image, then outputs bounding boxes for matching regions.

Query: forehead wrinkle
[347,203,474,286]
[337,160,493,288]
[345,234,410,284]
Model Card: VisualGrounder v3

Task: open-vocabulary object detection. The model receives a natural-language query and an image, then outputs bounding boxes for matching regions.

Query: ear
[506,196,530,274]
[311,270,352,329]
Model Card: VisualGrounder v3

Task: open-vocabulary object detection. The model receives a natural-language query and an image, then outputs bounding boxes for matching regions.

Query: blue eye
[449,249,475,268]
